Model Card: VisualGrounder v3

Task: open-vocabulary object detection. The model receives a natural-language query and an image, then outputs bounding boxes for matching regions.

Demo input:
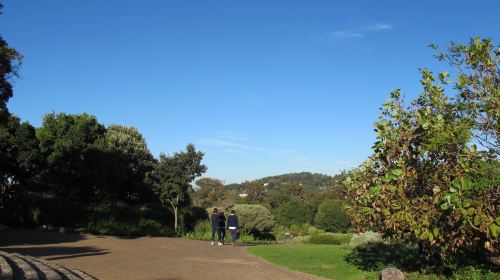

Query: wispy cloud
[197,137,251,150]
[327,22,393,40]
[365,23,392,32]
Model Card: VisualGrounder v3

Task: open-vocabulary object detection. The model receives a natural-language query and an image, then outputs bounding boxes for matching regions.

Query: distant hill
[226,172,340,192]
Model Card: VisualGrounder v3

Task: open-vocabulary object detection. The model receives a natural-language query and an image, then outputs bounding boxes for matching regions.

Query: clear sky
[2,1,499,183]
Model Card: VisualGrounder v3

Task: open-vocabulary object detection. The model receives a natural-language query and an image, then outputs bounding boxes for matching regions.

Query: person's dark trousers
[230,229,238,243]
[219,227,226,243]
[211,227,219,242]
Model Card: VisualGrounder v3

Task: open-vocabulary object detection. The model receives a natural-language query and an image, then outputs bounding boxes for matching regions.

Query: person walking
[218,211,226,245]
[210,208,222,246]
[227,209,239,245]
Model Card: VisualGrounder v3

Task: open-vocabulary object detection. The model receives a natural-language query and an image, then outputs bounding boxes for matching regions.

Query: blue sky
[2,1,499,183]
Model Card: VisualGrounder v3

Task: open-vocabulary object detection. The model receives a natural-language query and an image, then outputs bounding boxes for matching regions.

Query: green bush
[232,204,275,233]
[315,199,351,232]
[274,200,311,227]
[305,233,342,245]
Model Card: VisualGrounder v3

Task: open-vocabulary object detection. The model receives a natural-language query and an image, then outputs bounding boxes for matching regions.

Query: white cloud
[365,23,392,31]
[327,22,393,40]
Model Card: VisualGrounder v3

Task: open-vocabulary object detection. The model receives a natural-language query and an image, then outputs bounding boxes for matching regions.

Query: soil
[0,229,322,280]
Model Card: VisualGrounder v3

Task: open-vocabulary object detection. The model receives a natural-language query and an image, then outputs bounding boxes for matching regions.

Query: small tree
[315,199,351,233]
[194,177,233,208]
[275,200,311,227]
[346,38,499,262]
[148,144,207,232]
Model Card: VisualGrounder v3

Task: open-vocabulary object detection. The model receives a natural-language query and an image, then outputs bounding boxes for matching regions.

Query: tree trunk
[173,206,178,232]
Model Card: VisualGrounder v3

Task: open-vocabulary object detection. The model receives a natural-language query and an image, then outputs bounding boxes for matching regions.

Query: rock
[380,268,405,280]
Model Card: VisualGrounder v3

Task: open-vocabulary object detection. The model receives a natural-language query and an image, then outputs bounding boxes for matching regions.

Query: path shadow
[1,246,110,261]
[344,241,422,272]
[0,228,86,246]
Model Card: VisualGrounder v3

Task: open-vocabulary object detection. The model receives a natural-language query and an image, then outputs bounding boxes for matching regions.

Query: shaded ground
[0,229,322,280]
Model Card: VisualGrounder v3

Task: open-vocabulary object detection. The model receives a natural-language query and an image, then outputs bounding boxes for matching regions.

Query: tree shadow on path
[1,246,109,261]
[0,228,86,246]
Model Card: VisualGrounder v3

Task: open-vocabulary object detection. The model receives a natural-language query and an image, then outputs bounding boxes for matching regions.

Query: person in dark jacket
[211,208,221,245]
[227,210,239,245]
[218,212,226,244]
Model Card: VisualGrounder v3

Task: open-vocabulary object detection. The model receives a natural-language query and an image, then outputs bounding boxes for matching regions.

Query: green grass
[248,244,378,280]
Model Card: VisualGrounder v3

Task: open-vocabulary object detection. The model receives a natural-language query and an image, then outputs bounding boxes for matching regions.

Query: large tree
[36,113,106,200]
[95,125,155,202]
[346,38,499,263]
[0,116,40,209]
[148,144,207,232]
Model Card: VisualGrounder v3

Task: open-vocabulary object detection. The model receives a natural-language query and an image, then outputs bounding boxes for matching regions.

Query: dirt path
[0,229,322,280]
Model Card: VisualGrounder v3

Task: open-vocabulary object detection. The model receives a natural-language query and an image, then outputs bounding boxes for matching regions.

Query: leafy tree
[36,112,106,200]
[270,183,305,207]
[232,204,275,233]
[346,38,499,263]
[194,177,233,208]
[0,116,40,209]
[274,200,311,227]
[432,38,499,154]
[148,144,207,232]
[244,181,266,203]
[95,125,155,202]
[315,199,351,232]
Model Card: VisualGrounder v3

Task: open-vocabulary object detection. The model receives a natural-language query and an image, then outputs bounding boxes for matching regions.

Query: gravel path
[0,229,322,280]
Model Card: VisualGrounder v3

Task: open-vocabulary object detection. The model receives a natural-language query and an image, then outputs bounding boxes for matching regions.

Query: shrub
[349,231,383,247]
[232,204,275,233]
[305,233,342,245]
[453,267,498,280]
[274,200,311,227]
[315,199,351,232]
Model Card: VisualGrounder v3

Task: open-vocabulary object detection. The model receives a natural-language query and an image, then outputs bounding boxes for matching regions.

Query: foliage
[315,199,351,232]
[243,181,266,203]
[232,204,275,233]
[305,233,342,245]
[36,112,106,201]
[94,125,155,202]
[194,177,233,208]
[147,144,207,231]
[181,205,208,232]
[346,38,499,263]
[85,202,174,236]
[269,183,305,208]
[432,38,500,154]
[349,231,384,247]
[274,200,311,226]
[0,116,41,210]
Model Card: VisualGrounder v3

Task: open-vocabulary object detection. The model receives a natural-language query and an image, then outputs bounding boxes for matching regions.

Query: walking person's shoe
[211,241,214,245]
[218,241,223,246]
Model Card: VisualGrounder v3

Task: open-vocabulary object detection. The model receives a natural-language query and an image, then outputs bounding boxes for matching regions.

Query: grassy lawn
[248,244,379,280]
